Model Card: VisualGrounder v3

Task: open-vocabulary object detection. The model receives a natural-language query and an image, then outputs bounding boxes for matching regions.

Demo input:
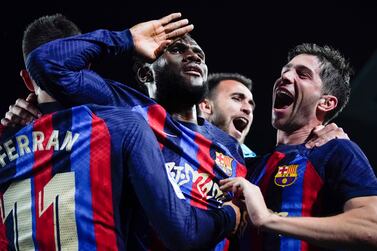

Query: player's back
[0,103,156,250]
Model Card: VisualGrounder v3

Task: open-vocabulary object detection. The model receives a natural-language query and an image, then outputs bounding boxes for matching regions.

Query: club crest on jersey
[215,152,233,176]
[274,164,298,187]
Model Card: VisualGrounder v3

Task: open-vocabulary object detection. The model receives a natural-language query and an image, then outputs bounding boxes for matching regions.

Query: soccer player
[220,43,377,251]
[0,14,239,251]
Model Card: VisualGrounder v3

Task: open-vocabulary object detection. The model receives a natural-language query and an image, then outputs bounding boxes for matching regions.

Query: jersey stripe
[89,113,117,250]
[147,105,167,149]
[300,161,324,251]
[32,114,56,250]
[70,107,96,250]
[192,131,214,210]
[251,151,286,251]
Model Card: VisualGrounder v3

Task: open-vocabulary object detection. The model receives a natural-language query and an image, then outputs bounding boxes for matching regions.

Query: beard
[154,66,207,114]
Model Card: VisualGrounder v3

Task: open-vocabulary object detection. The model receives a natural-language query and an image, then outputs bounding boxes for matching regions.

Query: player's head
[22,13,81,62]
[20,14,81,94]
[135,34,208,113]
[272,43,352,131]
[199,73,254,143]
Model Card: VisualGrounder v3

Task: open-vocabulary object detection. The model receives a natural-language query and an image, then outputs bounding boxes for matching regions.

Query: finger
[337,130,349,140]
[314,139,326,147]
[220,180,238,191]
[1,118,12,127]
[154,40,172,58]
[26,93,37,103]
[305,140,316,149]
[220,182,234,191]
[312,128,348,147]
[10,105,35,122]
[313,123,337,137]
[312,124,325,134]
[220,178,234,185]
[159,12,182,25]
[331,127,347,139]
[15,98,41,118]
[163,19,189,33]
[5,111,24,126]
[166,24,194,39]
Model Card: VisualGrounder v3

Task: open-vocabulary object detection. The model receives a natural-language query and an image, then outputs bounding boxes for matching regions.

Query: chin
[187,76,204,87]
[271,120,283,130]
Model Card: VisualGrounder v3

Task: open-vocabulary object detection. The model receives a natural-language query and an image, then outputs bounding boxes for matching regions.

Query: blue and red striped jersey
[26,29,247,251]
[240,140,377,251]
[0,103,236,250]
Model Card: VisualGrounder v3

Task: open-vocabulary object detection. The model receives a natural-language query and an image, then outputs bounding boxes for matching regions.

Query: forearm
[26,29,134,106]
[127,129,235,250]
[131,160,235,250]
[261,204,377,250]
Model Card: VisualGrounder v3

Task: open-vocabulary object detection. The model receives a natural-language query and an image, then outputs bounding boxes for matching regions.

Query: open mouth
[183,64,203,77]
[274,89,294,109]
[233,117,249,134]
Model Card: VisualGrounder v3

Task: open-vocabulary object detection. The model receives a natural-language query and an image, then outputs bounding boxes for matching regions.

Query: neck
[172,106,198,124]
[276,121,323,145]
[146,82,157,99]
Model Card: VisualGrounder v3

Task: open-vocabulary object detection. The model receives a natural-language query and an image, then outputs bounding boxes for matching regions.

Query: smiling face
[272,54,324,132]
[152,35,208,110]
[205,80,254,143]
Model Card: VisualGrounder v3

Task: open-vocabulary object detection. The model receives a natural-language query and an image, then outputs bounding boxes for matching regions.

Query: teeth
[187,67,199,73]
[274,89,294,109]
[276,89,293,98]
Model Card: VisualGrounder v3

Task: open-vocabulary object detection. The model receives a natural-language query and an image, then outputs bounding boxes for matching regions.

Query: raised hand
[130,12,194,61]
[1,93,41,127]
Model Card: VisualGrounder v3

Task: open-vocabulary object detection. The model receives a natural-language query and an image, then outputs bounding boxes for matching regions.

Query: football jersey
[0,103,236,250]
[26,29,247,251]
[240,140,377,251]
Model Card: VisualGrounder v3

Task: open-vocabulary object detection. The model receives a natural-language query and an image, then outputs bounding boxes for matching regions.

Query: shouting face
[203,80,254,143]
[272,54,324,132]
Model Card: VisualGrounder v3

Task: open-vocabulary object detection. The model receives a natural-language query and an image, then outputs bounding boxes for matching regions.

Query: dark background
[1,1,376,172]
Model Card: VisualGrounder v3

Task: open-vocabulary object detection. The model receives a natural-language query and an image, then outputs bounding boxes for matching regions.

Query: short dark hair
[288,43,353,123]
[22,13,81,61]
[205,72,253,99]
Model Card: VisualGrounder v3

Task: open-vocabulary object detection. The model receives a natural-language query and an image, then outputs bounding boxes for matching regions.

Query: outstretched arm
[26,13,193,107]
[221,171,377,250]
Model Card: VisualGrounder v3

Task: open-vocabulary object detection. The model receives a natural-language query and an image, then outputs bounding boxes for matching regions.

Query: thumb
[26,93,37,104]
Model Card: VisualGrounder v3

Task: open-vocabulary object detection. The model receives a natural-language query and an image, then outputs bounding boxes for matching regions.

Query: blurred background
[1,1,376,172]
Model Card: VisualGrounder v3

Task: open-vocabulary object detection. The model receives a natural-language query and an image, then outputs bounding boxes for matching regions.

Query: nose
[183,49,202,63]
[241,101,252,116]
[280,69,295,85]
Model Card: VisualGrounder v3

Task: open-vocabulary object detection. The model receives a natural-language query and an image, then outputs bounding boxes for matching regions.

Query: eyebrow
[192,45,205,56]
[282,63,313,76]
[282,63,293,72]
[232,92,256,108]
[170,40,205,57]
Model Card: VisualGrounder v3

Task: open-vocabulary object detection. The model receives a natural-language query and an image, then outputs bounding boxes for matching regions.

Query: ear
[136,65,154,84]
[317,95,338,112]
[198,98,213,117]
[20,69,35,92]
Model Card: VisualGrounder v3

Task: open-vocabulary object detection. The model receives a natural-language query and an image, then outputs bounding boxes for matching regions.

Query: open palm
[130,13,194,61]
